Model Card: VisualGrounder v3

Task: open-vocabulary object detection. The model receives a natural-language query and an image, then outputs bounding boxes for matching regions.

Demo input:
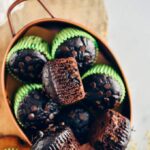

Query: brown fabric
[0,136,30,149]
[0,0,107,148]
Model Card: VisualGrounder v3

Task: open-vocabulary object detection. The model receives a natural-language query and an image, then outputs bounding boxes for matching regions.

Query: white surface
[105,0,150,149]
[0,0,23,25]
[0,0,13,24]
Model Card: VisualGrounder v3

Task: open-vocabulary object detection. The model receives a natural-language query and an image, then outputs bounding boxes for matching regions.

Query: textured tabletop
[105,0,150,149]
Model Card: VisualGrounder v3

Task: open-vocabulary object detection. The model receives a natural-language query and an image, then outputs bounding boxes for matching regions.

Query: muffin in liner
[51,28,99,73]
[82,64,126,110]
[14,84,60,129]
[6,35,51,83]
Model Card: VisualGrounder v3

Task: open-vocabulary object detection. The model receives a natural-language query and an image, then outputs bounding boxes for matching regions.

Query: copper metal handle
[7,0,55,37]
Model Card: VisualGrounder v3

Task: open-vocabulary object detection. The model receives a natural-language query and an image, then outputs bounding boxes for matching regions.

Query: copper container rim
[1,18,132,146]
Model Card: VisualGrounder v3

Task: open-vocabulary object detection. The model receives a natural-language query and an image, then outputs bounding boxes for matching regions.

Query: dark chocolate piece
[90,109,131,150]
[55,37,97,73]
[83,74,122,110]
[31,125,80,150]
[42,57,85,105]
[18,90,60,129]
[8,49,47,83]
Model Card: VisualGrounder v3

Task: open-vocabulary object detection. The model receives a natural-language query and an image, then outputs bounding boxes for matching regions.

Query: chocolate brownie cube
[90,109,131,150]
[42,57,85,105]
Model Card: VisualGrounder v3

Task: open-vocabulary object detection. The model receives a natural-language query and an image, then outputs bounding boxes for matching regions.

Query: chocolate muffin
[31,125,80,150]
[42,57,85,105]
[7,36,51,83]
[82,64,126,110]
[90,109,131,150]
[51,28,98,73]
[58,106,93,144]
[14,84,60,130]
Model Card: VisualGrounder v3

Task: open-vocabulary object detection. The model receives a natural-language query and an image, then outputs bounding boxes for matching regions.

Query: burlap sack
[0,0,107,149]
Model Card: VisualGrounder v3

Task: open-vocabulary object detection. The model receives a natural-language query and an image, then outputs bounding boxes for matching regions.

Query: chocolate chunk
[80,46,86,52]
[25,56,32,62]
[28,113,35,120]
[28,65,34,71]
[49,114,54,120]
[106,90,112,97]
[18,62,24,68]
[14,69,18,73]
[104,83,111,89]
[104,97,110,103]
[20,69,24,73]
[90,82,96,89]
[98,91,103,96]
[33,94,40,100]
[42,57,85,105]
[31,105,38,112]
[72,50,78,57]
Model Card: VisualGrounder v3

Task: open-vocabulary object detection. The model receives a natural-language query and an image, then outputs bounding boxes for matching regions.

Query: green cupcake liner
[82,64,126,102]
[51,28,99,59]
[7,35,51,63]
[14,84,42,125]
